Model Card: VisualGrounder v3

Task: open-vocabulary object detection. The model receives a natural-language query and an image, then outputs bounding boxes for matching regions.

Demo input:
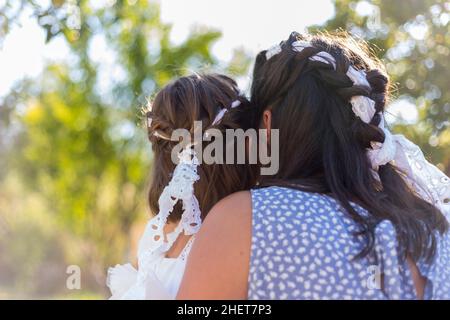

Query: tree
[0,0,249,296]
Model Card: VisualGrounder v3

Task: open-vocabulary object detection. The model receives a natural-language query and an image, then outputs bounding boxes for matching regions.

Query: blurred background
[0,0,449,299]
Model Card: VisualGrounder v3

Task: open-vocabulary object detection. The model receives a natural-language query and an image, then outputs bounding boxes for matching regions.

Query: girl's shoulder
[195,190,253,252]
[176,190,252,299]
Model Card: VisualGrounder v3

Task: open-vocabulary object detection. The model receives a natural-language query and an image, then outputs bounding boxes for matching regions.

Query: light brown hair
[147,73,257,222]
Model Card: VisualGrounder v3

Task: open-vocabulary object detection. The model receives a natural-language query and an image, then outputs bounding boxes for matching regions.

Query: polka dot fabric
[247,187,450,300]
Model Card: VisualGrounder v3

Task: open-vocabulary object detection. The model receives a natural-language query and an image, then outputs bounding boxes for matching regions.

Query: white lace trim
[107,145,201,299]
[212,100,241,125]
[137,145,200,283]
[265,43,282,60]
[108,98,246,299]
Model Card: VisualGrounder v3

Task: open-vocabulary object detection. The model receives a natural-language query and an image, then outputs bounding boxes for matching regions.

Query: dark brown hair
[251,31,448,262]
[147,73,257,222]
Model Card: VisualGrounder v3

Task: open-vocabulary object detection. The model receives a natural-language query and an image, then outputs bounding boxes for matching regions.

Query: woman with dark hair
[177,32,450,299]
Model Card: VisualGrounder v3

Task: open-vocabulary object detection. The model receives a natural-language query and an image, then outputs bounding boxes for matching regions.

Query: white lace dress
[107,233,194,300]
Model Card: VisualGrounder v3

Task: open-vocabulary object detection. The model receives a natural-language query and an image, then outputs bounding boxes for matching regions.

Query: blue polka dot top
[247,186,450,300]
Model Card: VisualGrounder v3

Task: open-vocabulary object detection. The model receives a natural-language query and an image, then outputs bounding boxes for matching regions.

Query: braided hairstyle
[251,32,448,262]
[147,73,257,223]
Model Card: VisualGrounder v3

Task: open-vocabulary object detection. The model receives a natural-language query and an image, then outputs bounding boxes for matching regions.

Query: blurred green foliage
[0,0,449,299]
[0,0,248,298]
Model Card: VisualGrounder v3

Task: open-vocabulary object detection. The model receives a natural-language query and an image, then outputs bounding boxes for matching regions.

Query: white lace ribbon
[107,97,245,299]
[107,144,201,299]
[291,40,375,124]
[392,134,450,217]
[138,145,200,259]
[366,120,395,170]
[265,43,283,60]
[345,66,376,123]
[212,100,241,125]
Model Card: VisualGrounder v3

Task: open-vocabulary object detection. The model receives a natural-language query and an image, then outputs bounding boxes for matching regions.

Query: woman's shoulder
[176,190,252,299]
[216,189,252,205]
[199,190,252,247]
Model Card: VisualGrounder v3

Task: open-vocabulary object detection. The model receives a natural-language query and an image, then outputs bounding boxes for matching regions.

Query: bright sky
[0,0,334,96]
[0,0,418,122]
[159,0,335,60]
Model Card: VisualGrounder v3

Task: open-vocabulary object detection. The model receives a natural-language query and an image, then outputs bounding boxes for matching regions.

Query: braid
[264,34,391,150]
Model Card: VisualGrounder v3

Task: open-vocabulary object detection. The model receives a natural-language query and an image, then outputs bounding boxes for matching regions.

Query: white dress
[107,228,195,300]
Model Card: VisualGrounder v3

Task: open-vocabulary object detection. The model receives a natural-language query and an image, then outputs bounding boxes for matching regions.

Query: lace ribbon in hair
[106,144,200,298]
[147,100,241,140]
[138,145,200,252]
[265,41,450,217]
[107,100,243,298]
[142,98,242,256]
[137,99,242,281]
[212,100,241,125]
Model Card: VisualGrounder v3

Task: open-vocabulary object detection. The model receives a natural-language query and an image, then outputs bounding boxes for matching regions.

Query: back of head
[148,73,257,222]
[251,31,448,262]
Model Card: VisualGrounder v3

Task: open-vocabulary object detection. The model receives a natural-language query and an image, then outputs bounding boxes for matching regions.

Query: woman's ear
[262,110,272,141]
